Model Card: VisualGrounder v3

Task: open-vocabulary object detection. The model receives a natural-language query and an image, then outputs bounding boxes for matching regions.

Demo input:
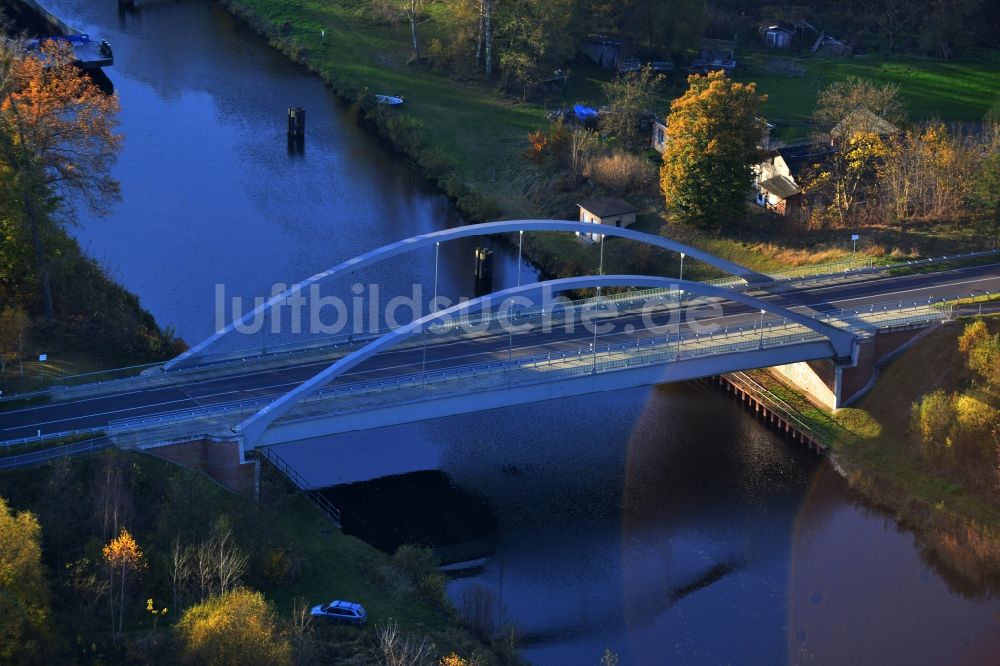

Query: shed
[577,197,640,242]
[763,22,794,48]
[583,35,624,69]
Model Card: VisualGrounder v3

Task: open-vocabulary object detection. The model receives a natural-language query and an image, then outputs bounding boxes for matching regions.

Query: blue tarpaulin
[573,104,598,121]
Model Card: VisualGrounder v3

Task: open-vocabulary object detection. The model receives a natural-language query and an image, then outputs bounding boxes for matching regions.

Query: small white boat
[375,94,405,106]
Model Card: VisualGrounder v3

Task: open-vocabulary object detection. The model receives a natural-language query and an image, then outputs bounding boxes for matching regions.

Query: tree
[102,527,145,638]
[599,65,661,146]
[0,40,121,318]
[0,304,29,379]
[910,389,956,460]
[808,129,891,227]
[372,619,434,666]
[813,77,906,139]
[620,0,706,54]
[401,0,428,59]
[659,71,766,228]
[176,588,292,666]
[0,497,51,665]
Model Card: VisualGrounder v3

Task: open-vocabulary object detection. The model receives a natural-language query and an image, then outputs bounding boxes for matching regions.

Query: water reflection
[47,0,538,343]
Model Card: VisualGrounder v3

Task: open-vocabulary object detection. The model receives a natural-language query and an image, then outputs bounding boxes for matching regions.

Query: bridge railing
[4,298,951,446]
[258,446,342,526]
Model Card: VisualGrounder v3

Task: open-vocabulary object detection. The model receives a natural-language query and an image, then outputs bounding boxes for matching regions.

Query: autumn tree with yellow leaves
[0,497,51,664]
[175,587,292,666]
[103,528,145,638]
[659,71,766,229]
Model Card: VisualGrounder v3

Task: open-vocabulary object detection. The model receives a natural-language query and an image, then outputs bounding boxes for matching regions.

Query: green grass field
[221,0,999,276]
[735,53,1000,140]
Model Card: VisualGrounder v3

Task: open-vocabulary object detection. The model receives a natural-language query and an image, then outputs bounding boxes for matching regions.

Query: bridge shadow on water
[317,470,499,566]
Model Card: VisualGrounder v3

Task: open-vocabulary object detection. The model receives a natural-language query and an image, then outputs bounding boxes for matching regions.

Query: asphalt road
[2,263,998,443]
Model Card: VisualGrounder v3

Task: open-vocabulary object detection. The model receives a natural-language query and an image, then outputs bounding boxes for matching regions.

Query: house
[830,109,900,146]
[576,197,640,242]
[583,35,624,69]
[651,119,668,153]
[762,21,795,48]
[690,39,736,73]
[752,144,831,216]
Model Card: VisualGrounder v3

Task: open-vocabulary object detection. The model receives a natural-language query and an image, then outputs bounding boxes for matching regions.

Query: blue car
[310,600,368,625]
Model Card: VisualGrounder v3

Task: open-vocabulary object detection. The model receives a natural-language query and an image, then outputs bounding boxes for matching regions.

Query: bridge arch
[234,274,854,448]
[166,220,770,370]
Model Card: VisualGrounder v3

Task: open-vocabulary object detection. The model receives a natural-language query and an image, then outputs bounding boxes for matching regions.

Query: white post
[758,309,765,348]
[422,242,440,376]
[517,230,523,287]
[679,252,685,281]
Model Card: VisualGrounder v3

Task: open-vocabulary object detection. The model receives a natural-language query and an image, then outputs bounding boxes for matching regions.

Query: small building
[762,21,795,48]
[651,119,668,153]
[752,144,830,216]
[583,35,624,69]
[577,197,640,242]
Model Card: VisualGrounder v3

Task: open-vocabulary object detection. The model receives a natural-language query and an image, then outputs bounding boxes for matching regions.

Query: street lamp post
[758,310,765,348]
[679,252,685,281]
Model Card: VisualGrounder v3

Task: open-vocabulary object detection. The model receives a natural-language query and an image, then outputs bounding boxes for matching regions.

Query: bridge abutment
[768,324,943,410]
[143,437,255,497]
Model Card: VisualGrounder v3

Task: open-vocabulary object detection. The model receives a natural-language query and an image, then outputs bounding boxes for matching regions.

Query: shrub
[175,588,291,666]
[392,545,446,607]
[584,150,656,196]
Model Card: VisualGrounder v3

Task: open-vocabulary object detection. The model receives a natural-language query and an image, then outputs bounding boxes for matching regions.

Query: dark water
[45,0,538,345]
[40,1,1000,664]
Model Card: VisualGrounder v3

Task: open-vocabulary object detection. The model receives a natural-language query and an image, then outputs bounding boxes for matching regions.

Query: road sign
[851,234,860,241]
[38,354,47,362]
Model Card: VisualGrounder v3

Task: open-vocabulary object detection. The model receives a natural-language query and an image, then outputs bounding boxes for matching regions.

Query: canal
[44,1,1000,664]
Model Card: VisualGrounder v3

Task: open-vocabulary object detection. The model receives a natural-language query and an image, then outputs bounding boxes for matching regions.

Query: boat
[375,94,405,106]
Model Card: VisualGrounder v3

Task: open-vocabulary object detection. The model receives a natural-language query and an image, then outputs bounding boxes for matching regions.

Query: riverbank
[0,450,504,663]
[0,225,183,396]
[749,316,1000,592]
[214,0,995,284]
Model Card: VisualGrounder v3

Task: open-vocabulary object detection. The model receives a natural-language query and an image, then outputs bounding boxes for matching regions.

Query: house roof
[759,175,800,200]
[775,144,832,177]
[763,20,795,33]
[831,109,899,139]
[578,197,640,218]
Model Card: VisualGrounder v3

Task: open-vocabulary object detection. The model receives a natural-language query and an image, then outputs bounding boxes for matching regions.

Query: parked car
[310,600,368,625]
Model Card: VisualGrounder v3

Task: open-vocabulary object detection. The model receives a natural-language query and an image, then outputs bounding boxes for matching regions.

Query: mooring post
[287,106,306,137]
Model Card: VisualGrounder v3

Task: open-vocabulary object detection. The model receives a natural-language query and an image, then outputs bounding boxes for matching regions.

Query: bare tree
[94,453,133,544]
[214,526,248,596]
[402,0,427,59]
[169,538,192,611]
[373,619,434,666]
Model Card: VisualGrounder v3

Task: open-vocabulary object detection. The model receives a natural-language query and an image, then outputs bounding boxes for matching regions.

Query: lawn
[735,52,1000,140]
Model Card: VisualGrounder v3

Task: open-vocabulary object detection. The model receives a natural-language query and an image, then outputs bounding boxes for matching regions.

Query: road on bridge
[1,263,998,443]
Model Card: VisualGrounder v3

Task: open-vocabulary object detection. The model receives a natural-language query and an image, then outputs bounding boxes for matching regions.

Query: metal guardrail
[0,427,107,453]
[259,446,341,526]
[0,435,113,470]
